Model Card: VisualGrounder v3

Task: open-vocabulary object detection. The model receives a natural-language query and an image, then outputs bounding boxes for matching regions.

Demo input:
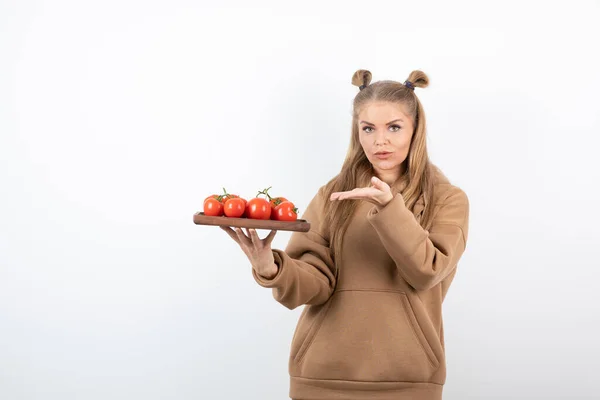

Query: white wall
[1,1,599,399]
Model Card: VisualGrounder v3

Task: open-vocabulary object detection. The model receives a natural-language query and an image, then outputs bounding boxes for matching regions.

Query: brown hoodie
[252,167,469,400]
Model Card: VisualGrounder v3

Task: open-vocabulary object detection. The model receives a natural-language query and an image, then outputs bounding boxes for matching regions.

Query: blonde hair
[322,69,436,267]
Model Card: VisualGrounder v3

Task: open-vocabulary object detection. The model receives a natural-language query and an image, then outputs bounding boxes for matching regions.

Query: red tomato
[269,196,288,219]
[210,189,238,204]
[229,195,247,207]
[269,196,287,208]
[274,201,298,221]
[224,197,246,218]
[204,197,224,216]
[246,198,271,220]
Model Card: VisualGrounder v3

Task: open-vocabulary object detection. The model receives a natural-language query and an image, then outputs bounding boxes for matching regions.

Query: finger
[337,190,367,201]
[371,176,390,191]
[334,194,351,201]
[235,227,252,247]
[220,226,241,244]
[248,228,261,246]
[341,190,383,204]
[331,190,358,201]
[264,229,277,245]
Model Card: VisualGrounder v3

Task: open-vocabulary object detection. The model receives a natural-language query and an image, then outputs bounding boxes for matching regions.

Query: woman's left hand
[330,176,395,208]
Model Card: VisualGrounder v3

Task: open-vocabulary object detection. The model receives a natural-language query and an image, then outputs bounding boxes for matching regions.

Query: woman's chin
[374,160,400,170]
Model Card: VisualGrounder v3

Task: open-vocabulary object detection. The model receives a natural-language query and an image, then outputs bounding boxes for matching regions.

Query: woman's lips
[374,152,392,159]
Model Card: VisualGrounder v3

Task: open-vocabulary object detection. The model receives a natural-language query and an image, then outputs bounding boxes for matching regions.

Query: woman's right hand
[220,226,279,279]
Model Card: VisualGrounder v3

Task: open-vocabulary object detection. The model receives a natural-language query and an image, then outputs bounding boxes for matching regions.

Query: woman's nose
[374,130,388,144]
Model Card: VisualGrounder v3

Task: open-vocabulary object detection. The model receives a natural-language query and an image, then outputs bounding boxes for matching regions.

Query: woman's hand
[220,227,279,279]
[330,176,395,208]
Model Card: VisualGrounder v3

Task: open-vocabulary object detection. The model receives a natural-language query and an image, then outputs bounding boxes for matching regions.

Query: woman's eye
[362,125,401,133]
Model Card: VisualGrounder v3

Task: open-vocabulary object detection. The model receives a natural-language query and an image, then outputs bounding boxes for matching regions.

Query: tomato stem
[220,187,233,202]
[257,186,273,200]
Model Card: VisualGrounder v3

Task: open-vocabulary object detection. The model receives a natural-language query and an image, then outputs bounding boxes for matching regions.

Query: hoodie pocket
[291,300,333,364]
[292,289,440,382]
[399,292,439,369]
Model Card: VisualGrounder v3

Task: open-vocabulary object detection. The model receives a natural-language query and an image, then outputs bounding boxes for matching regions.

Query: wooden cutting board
[193,212,311,232]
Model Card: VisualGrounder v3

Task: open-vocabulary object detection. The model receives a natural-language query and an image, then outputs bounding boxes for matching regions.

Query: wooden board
[193,212,311,232]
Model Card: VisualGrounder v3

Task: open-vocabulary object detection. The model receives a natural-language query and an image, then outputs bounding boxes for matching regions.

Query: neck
[377,172,399,186]
[374,164,407,186]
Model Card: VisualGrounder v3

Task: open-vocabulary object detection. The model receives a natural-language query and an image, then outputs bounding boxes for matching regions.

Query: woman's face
[357,101,414,184]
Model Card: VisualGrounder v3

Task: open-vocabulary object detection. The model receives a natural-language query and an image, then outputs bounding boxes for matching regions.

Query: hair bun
[352,69,372,90]
[406,70,429,89]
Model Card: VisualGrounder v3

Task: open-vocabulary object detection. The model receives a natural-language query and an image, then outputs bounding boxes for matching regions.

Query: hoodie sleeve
[251,186,336,310]
[366,186,469,291]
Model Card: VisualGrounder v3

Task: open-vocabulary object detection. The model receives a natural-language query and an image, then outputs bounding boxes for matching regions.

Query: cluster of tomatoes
[203,187,298,222]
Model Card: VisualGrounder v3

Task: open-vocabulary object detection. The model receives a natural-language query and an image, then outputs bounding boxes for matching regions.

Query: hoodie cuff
[366,193,426,254]
[368,193,413,221]
[251,250,286,288]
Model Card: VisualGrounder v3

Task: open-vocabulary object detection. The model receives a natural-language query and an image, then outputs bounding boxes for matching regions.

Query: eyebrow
[359,119,404,126]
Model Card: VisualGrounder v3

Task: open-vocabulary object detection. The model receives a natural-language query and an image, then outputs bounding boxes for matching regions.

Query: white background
[1,0,599,399]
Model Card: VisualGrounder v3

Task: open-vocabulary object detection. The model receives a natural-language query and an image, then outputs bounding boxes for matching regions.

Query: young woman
[222,69,470,400]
